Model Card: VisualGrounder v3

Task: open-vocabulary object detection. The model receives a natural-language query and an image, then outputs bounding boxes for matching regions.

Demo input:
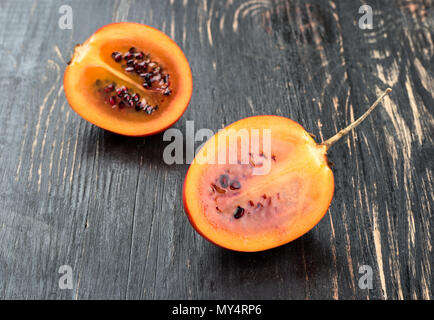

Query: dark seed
[163,88,172,96]
[211,183,226,194]
[147,105,158,114]
[124,52,134,60]
[125,66,134,72]
[135,51,144,59]
[135,102,143,111]
[104,84,114,93]
[118,101,125,109]
[116,88,124,97]
[109,96,116,105]
[143,82,151,89]
[128,100,135,107]
[126,59,135,66]
[123,94,131,102]
[144,105,154,114]
[112,52,122,62]
[229,180,241,190]
[234,206,245,219]
[132,94,140,102]
[143,72,153,81]
[219,174,229,188]
[138,61,147,68]
[128,47,136,53]
[163,74,169,83]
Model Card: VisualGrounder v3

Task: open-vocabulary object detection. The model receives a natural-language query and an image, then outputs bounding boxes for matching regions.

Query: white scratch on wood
[47,136,57,195]
[246,96,255,113]
[342,204,356,297]
[170,10,175,40]
[28,60,60,183]
[371,201,388,299]
[219,13,225,32]
[242,3,267,18]
[30,0,37,17]
[56,109,70,180]
[113,0,131,22]
[197,1,205,45]
[203,0,207,12]
[54,45,66,64]
[233,0,270,33]
[414,58,433,94]
[37,85,64,191]
[69,121,81,185]
[15,118,28,181]
[405,75,423,145]
[328,214,339,300]
[207,2,214,46]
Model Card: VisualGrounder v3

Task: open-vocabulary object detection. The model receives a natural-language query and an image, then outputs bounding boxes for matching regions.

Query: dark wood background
[0,0,432,300]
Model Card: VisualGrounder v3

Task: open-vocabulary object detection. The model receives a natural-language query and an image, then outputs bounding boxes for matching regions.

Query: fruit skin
[64,22,193,136]
[183,115,334,252]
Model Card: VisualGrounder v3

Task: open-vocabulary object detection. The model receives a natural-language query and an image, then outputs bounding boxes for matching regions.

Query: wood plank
[0,0,431,299]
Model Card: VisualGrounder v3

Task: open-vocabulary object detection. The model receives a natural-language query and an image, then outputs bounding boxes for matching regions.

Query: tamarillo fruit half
[183,88,392,252]
[64,22,192,136]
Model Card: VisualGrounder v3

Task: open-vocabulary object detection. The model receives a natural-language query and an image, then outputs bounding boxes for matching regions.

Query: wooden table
[0,0,432,300]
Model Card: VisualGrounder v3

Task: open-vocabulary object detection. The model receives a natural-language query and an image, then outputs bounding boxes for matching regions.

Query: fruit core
[95,47,171,114]
[194,134,326,238]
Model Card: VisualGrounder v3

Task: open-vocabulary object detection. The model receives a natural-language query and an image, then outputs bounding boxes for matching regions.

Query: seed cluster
[210,154,278,219]
[100,83,158,114]
[211,174,246,219]
[212,174,242,194]
[111,47,172,96]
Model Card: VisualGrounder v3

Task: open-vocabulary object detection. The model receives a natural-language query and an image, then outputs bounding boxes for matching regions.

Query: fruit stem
[321,88,392,149]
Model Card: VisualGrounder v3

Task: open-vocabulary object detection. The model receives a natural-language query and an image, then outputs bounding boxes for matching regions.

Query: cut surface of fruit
[183,115,334,252]
[183,89,392,252]
[64,22,192,136]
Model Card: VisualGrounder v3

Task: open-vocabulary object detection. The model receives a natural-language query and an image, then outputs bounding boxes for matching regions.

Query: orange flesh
[183,116,334,252]
[64,23,192,136]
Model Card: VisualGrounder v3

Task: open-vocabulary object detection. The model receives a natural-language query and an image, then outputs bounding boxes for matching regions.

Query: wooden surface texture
[0,0,432,299]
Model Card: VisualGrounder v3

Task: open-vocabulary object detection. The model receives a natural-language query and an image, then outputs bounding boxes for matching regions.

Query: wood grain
[0,0,432,299]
